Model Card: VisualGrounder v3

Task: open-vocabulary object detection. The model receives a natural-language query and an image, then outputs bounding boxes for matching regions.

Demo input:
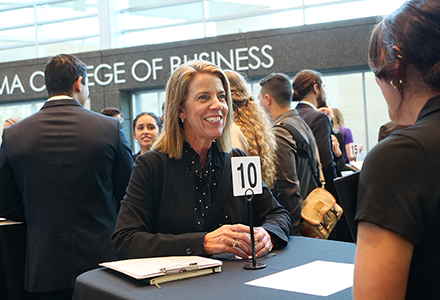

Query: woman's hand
[331,134,342,158]
[203,224,273,259]
[253,227,273,258]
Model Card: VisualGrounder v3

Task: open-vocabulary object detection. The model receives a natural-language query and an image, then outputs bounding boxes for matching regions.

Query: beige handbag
[299,187,343,239]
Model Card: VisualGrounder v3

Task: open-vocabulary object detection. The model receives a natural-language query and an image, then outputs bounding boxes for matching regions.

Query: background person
[2,117,22,130]
[112,60,290,260]
[0,54,134,300]
[132,112,162,161]
[293,70,350,242]
[377,121,408,142]
[258,73,319,235]
[354,1,440,299]
[101,107,124,123]
[224,70,277,189]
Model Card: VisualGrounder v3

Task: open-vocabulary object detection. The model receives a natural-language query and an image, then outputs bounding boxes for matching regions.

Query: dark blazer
[0,99,134,292]
[295,102,338,198]
[112,144,291,259]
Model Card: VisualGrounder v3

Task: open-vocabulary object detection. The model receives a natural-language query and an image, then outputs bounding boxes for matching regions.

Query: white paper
[245,260,354,297]
[0,219,23,226]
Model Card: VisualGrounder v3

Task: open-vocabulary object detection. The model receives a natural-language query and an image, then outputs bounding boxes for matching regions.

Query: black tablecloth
[73,237,356,300]
[0,222,36,300]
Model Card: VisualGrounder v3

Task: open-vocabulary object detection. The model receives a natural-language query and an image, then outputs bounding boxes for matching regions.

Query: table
[73,237,355,300]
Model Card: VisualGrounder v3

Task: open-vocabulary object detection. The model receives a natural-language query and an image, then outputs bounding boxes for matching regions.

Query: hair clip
[392,45,403,59]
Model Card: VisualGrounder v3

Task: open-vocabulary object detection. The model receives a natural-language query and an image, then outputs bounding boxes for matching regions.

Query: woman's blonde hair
[332,108,345,127]
[152,60,233,159]
[225,70,277,188]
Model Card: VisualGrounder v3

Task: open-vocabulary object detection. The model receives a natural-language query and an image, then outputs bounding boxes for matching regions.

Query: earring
[180,117,185,123]
[390,79,403,89]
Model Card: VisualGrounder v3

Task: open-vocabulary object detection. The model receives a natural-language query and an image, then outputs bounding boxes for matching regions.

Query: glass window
[304,0,344,5]
[206,0,303,19]
[0,45,36,63]
[305,0,407,24]
[0,100,45,143]
[0,0,33,8]
[0,26,35,47]
[35,0,98,22]
[364,71,389,151]
[122,0,178,10]
[323,73,367,158]
[122,2,203,31]
[123,23,204,47]
[0,7,34,28]
[210,10,303,37]
[37,17,99,41]
[131,90,165,152]
[37,37,99,58]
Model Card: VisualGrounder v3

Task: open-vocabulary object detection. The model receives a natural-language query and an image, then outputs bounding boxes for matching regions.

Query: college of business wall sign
[0,44,274,98]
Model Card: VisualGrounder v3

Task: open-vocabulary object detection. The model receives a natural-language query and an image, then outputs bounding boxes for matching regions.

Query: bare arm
[353,221,414,300]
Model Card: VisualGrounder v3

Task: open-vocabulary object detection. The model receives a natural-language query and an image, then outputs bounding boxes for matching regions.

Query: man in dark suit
[292,70,351,242]
[292,69,339,199]
[0,54,134,300]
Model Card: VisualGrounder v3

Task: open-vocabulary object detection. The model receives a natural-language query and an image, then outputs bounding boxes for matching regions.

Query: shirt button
[186,248,192,255]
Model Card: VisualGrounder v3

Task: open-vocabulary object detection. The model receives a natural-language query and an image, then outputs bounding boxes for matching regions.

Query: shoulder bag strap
[274,122,324,188]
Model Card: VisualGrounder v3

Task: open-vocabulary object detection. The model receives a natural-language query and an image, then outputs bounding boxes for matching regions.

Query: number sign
[231,156,262,196]
[349,143,359,158]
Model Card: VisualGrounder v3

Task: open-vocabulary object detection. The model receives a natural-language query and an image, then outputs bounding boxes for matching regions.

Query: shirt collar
[298,100,317,110]
[182,141,223,169]
[47,95,74,101]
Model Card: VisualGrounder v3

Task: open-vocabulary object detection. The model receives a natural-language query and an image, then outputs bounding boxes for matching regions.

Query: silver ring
[232,239,238,247]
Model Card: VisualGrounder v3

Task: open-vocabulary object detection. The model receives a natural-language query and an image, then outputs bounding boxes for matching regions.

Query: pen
[160,262,199,274]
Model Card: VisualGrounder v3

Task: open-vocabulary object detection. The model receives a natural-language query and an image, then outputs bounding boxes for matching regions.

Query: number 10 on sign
[231,156,263,197]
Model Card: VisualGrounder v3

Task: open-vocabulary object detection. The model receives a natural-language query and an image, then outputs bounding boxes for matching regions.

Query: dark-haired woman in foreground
[354,1,440,299]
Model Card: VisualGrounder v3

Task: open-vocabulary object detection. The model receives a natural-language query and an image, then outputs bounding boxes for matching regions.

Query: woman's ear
[178,107,185,121]
[392,46,406,77]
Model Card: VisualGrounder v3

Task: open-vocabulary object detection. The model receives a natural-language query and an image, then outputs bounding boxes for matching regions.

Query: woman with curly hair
[224,70,277,189]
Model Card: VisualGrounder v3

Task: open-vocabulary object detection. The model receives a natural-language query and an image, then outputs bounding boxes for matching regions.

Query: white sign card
[231,156,263,197]
[349,143,360,158]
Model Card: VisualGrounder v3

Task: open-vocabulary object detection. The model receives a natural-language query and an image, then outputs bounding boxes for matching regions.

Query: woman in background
[224,70,277,189]
[132,112,162,161]
[354,0,440,299]
[331,108,354,162]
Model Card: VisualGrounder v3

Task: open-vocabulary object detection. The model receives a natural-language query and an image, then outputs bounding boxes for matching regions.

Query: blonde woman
[224,70,277,189]
[112,61,290,259]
